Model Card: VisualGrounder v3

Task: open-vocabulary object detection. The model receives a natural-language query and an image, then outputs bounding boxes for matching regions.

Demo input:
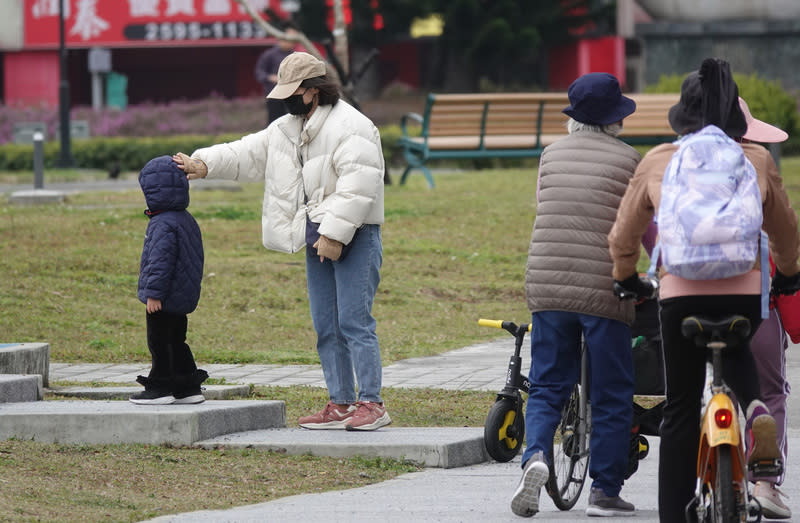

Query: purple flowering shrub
[0,93,423,169]
[0,94,266,144]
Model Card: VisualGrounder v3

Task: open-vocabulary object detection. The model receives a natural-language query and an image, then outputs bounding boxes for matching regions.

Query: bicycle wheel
[546,384,590,510]
[484,397,524,462]
[711,445,737,523]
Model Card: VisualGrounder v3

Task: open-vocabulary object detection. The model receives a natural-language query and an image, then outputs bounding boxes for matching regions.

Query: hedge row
[0,125,408,172]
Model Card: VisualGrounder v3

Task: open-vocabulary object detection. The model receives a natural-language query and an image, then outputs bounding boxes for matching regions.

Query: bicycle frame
[689,345,751,522]
[694,392,747,497]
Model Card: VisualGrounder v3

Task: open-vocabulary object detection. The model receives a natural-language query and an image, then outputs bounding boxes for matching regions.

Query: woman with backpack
[608,58,800,522]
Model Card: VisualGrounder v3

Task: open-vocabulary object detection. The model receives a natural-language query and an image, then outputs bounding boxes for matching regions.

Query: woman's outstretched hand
[173,152,208,180]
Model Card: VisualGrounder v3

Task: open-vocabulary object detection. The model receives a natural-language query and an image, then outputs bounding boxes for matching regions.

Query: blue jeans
[305,224,383,404]
[521,310,634,497]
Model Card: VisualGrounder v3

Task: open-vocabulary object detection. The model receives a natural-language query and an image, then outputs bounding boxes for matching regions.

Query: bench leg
[399,164,436,189]
[420,165,435,188]
[399,164,414,185]
[400,147,436,188]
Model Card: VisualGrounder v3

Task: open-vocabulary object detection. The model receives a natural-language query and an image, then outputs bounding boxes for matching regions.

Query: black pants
[146,311,198,385]
[657,294,762,522]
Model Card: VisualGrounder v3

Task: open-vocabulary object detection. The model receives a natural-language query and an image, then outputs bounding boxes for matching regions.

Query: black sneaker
[129,389,175,405]
[586,487,635,517]
[173,388,205,404]
[172,369,208,404]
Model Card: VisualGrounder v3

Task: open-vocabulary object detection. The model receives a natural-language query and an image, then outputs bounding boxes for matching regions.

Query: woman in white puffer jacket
[173,52,390,432]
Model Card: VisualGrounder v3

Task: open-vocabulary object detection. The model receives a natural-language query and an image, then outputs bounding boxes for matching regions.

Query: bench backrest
[422,93,570,140]
[422,92,679,142]
[623,94,679,138]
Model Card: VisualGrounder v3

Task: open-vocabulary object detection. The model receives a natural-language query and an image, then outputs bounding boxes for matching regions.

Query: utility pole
[57,0,73,167]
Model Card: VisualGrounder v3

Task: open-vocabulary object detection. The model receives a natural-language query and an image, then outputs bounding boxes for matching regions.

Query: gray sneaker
[586,487,635,517]
[510,452,550,517]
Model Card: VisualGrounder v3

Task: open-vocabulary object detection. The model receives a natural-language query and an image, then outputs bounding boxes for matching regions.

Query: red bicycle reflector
[715,409,733,428]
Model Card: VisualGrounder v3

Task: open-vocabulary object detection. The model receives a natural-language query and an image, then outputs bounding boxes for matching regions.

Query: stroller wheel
[484,398,524,462]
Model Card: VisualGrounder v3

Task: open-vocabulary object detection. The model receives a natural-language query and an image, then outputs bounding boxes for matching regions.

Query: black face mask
[284,94,313,115]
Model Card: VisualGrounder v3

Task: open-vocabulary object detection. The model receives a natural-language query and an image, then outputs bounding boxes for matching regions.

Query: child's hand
[146,298,162,314]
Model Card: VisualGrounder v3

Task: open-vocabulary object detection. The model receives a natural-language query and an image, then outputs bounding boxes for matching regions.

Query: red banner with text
[23,0,292,48]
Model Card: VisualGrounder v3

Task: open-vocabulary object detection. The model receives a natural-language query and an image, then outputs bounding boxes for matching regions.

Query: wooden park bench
[397,92,679,188]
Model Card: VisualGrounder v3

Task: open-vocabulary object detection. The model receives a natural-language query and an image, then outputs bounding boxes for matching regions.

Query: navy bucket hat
[562,72,636,126]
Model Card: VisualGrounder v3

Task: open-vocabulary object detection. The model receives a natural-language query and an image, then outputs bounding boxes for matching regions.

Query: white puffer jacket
[191,100,385,253]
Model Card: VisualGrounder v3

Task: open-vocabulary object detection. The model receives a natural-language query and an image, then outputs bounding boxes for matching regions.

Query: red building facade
[3,0,297,106]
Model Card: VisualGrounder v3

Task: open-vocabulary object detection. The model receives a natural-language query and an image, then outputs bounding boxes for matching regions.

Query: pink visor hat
[739,97,788,143]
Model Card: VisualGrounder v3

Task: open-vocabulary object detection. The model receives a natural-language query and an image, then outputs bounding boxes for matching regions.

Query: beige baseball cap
[266,52,327,100]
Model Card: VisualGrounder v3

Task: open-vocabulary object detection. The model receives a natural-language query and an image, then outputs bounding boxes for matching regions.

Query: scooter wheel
[637,435,649,460]
[484,398,524,462]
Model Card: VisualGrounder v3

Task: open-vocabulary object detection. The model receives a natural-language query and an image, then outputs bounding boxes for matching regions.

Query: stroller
[629,296,665,471]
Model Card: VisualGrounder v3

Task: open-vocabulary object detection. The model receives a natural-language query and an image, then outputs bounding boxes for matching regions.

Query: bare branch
[234,0,347,97]
[233,0,322,62]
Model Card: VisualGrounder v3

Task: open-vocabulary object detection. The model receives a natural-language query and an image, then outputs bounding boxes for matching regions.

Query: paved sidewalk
[48,339,800,522]
[50,338,520,392]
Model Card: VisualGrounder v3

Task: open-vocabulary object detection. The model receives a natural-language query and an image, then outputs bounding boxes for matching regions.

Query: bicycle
[681,314,783,523]
[479,319,647,510]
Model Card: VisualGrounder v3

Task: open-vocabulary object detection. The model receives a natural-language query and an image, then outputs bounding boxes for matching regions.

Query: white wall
[0,0,24,50]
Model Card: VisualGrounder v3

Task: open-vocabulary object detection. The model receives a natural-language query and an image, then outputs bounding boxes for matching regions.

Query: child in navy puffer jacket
[131,156,208,405]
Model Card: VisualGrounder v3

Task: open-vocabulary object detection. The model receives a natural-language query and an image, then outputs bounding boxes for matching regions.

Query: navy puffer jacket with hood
[138,156,204,314]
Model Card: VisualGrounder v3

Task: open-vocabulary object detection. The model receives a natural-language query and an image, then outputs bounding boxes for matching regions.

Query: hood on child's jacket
[139,155,190,212]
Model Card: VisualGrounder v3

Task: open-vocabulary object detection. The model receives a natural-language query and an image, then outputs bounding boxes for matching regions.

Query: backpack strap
[647,242,660,280]
[761,231,770,319]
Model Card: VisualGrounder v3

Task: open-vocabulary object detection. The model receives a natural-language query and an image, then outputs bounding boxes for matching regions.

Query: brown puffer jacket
[525,129,641,325]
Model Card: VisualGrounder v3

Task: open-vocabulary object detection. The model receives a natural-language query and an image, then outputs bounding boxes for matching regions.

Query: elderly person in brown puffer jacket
[510,73,642,518]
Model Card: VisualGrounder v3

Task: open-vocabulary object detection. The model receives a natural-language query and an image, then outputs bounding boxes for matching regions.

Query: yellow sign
[410,14,444,38]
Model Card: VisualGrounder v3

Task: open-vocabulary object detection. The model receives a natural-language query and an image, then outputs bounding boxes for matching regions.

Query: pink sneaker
[345,401,392,431]
[298,401,356,429]
[753,481,791,519]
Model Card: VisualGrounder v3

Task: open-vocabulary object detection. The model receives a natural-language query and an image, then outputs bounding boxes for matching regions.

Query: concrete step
[0,400,285,445]
[48,384,251,400]
[0,343,49,386]
[195,427,489,468]
[0,374,43,403]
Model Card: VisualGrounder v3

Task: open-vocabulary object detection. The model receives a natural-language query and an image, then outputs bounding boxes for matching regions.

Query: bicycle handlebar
[478,319,532,332]
[478,319,504,329]
[772,281,800,296]
[613,276,659,301]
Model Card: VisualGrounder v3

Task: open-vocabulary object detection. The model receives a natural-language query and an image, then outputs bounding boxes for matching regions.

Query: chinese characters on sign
[25,0,275,47]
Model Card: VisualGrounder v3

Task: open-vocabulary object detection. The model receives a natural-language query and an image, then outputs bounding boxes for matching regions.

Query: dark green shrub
[645,72,800,155]
[0,130,404,172]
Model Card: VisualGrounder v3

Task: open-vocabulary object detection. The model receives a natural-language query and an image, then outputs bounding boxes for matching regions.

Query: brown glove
[172,152,208,179]
[313,235,343,261]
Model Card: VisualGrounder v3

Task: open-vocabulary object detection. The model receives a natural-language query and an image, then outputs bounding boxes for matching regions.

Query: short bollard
[33,131,44,189]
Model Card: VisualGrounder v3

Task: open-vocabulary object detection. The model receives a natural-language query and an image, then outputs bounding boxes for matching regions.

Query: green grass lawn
[0,168,535,365]
[3,157,800,522]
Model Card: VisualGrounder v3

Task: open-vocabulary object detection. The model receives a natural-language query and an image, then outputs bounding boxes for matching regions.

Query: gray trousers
[748,307,790,485]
